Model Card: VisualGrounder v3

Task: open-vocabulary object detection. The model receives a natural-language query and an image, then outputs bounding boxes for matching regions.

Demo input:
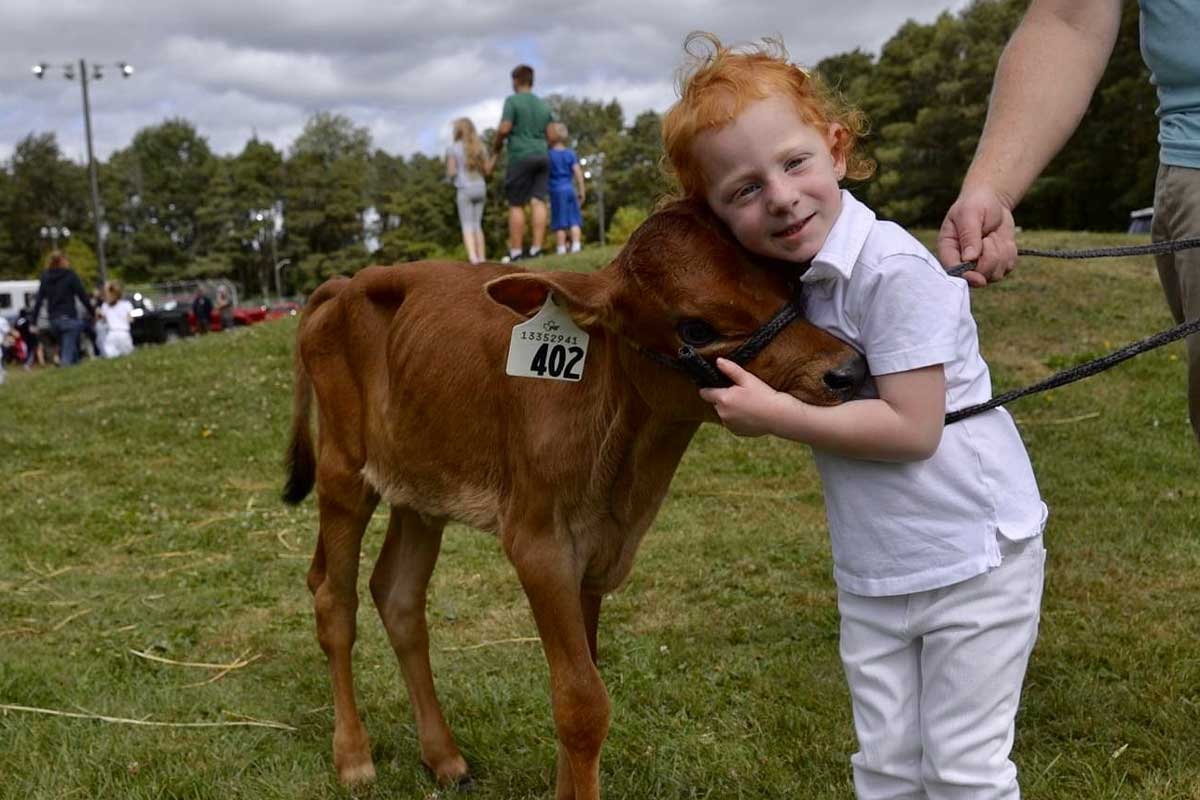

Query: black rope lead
[946,317,1200,424]
[944,237,1200,424]
[946,236,1200,278]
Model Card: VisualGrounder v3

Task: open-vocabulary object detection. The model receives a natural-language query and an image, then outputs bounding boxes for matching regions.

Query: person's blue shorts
[550,187,582,231]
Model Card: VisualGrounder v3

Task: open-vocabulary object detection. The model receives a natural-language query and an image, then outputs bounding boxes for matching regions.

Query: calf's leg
[554,589,604,798]
[512,546,610,800]
[369,508,469,787]
[310,487,377,785]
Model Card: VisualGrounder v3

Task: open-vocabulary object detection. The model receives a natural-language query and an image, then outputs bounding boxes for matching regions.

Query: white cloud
[0,0,972,164]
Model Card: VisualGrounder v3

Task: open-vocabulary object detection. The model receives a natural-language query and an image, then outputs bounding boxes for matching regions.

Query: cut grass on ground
[1,232,1198,799]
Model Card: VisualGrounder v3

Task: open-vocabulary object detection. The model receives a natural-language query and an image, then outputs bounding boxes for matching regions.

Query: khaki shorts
[1151,162,1200,445]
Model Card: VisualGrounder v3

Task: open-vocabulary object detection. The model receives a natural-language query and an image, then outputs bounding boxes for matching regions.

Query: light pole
[255,210,280,304]
[274,258,292,304]
[32,59,134,289]
[581,152,606,247]
[39,225,71,249]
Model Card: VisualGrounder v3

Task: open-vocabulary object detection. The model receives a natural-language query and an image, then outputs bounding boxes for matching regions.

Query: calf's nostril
[823,354,866,398]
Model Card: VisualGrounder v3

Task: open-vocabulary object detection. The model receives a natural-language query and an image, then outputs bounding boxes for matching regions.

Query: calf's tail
[282,343,316,505]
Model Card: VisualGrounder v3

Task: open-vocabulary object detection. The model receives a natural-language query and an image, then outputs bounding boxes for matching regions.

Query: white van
[0,280,40,324]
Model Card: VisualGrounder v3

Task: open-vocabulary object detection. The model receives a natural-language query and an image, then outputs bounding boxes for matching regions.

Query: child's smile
[695,94,846,264]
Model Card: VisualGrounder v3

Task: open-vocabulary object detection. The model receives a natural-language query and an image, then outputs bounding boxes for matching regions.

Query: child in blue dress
[547,122,586,254]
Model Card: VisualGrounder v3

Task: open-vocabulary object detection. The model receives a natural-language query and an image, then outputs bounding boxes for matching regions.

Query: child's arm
[700,358,945,462]
[572,162,586,204]
[445,153,458,181]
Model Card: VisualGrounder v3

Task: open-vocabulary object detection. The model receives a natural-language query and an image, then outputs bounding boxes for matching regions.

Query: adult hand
[937,185,1018,287]
[698,358,793,437]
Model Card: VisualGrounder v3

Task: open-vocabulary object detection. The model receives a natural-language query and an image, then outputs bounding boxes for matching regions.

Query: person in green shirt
[492,64,555,261]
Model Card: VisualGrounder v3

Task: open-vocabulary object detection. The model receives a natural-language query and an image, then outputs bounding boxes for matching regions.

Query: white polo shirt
[801,192,1046,597]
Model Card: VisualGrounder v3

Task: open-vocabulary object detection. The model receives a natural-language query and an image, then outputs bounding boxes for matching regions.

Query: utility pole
[32,59,133,289]
[78,59,107,287]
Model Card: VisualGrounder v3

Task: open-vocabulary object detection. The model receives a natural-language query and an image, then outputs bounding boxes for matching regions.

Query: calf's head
[486,200,864,416]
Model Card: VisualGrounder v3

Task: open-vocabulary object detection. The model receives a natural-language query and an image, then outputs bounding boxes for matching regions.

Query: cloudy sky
[0,0,971,165]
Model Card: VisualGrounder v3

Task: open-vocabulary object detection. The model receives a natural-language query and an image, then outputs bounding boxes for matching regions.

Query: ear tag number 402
[506,292,589,382]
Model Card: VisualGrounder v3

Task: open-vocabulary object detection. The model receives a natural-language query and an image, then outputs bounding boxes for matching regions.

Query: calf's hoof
[336,759,377,786]
[424,753,472,790]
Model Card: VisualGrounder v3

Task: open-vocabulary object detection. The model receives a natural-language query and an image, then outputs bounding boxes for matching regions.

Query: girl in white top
[663,33,1046,800]
[446,118,494,264]
[98,281,134,358]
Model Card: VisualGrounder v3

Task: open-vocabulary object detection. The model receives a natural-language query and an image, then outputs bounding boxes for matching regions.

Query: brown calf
[283,200,864,799]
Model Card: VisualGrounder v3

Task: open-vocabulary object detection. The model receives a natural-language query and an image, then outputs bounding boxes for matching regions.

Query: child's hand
[698,358,795,437]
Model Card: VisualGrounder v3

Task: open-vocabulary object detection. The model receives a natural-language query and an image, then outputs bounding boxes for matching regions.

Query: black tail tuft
[283,337,316,505]
[282,432,316,505]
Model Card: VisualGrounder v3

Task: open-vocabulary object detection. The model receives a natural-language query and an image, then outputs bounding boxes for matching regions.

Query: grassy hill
[1,233,1197,799]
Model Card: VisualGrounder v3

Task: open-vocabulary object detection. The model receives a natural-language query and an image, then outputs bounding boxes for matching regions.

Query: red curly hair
[662,32,875,201]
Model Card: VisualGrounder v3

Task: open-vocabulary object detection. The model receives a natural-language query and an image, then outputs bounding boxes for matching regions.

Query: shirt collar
[800,190,876,284]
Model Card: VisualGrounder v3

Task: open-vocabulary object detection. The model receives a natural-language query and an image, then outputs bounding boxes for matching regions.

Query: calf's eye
[677,319,718,347]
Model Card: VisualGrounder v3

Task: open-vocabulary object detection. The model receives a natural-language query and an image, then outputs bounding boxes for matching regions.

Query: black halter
[638,290,807,388]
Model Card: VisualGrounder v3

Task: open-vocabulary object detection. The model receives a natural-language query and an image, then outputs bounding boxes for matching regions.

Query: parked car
[265,300,303,321]
[130,292,192,345]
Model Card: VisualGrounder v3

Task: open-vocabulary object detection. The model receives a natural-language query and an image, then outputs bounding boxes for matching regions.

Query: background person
[15,304,36,369]
[937,0,1200,449]
[664,33,1047,800]
[492,64,555,261]
[98,281,135,358]
[215,285,234,331]
[547,121,586,254]
[446,117,494,264]
[0,315,8,384]
[192,288,214,333]
[30,250,92,367]
[85,285,104,358]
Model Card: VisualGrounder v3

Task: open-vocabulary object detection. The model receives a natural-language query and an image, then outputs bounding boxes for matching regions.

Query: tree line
[0,0,1153,294]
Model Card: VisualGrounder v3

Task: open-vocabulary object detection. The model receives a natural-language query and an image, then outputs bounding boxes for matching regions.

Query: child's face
[694,94,845,264]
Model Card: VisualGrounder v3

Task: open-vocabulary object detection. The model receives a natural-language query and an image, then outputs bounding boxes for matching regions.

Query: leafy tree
[0,133,89,277]
[194,139,286,294]
[284,113,373,290]
[103,119,217,280]
[291,111,371,163]
[606,206,649,245]
[545,95,625,154]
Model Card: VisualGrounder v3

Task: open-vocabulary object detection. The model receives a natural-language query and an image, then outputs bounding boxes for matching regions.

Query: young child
[547,121,586,254]
[663,33,1047,800]
[98,281,134,358]
[446,117,494,264]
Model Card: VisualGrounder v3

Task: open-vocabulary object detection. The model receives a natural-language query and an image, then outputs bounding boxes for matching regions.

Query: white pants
[102,330,134,358]
[838,536,1045,800]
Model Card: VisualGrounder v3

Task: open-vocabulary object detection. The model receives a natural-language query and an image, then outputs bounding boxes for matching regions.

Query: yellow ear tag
[505,292,590,382]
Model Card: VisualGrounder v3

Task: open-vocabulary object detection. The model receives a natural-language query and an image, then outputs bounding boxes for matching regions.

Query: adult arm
[492,120,512,157]
[937,0,1122,284]
[446,151,458,180]
[699,359,945,462]
[72,273,92,314]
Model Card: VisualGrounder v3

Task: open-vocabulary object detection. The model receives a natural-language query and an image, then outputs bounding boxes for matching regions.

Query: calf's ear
[485,271,613,329]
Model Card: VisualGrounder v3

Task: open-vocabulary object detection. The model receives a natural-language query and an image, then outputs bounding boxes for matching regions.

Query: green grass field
[2,232,1198,799]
